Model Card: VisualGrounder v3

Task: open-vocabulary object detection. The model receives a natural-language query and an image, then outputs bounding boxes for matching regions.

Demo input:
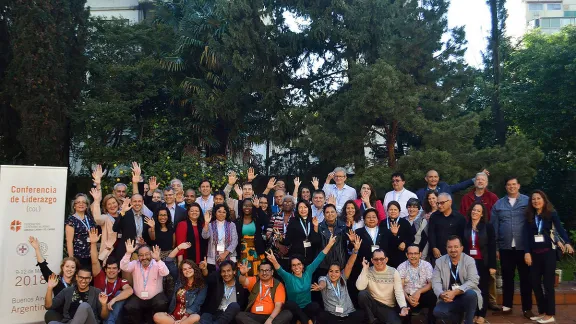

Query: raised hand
[481,168,490,176]
[125,239,136,254]
[199,257,208,270]
[151,245,161,261]
[326,172,335,183]
[233,184,242,199]
[346,229,357,242]
[353,237,362,252]
[92,165,103,185]
[327,233,337,246]
[247,167,258,182]
[120,198,132,214]
[177,242,191,252]
[293,177,301,188]
[99,292,108,305]
[361,191,370,205]
[266,177,277,190]
[148,176,158,191]
[28,236,40,250]
[47,273,59,288]
[390,222,400,235]
[362,257,370,270]
[252,195,260,208]
[311,177,319,190]
[228,171,238,185]
[312,216,319,228]
[310,283,322,291]
[238,260,249,275]
[265,250,278,264]
[144,217,155,229]
[327,194,336,205]
[89,228,101,244]
[89,188,102,202]
[131,162,141,183]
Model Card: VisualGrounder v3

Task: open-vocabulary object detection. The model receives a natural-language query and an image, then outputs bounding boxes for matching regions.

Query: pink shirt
[120,254,169,300]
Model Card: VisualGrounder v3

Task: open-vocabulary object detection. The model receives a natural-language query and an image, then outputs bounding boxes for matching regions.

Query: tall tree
[487,0,507,144]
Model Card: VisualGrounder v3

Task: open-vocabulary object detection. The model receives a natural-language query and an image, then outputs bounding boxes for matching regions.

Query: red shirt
[459,190,499,221]
[94,271,129,302]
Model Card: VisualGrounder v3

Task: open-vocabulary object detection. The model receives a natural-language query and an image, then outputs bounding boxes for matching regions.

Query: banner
[0,165,67,324]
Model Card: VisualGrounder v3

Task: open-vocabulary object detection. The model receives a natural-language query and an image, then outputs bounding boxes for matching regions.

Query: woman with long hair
[340,200,364,231]
[235,198,268,276]
[154,243,208,324]
[464,203,497,324]
[202,204,238,271]
[524,190,573,324]
[422,191,438,220]
[175,203,207,266]
[282,200,322,266]
[65,193,97,267]
[299,185,312,203]
[354,183,385,222]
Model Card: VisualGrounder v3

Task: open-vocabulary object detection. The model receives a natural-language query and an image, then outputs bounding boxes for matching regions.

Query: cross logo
[16,243,29,256]
[10,220,22,232]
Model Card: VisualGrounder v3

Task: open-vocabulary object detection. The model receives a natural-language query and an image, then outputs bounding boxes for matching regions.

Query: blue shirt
[490,194,529,250]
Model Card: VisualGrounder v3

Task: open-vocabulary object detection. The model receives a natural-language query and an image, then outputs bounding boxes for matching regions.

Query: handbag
[550,224,566,261]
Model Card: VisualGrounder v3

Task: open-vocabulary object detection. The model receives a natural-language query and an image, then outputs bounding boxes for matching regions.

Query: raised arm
[89,229,103,277]
[292,177,301,198]
[344,235,361,279]
[89,187,105,226]
[131,162,141,195]
[238,260,250,286]
[44,274,59,308]
[65,224,75,257]
[262,177,276,196]
[265,250,282,270]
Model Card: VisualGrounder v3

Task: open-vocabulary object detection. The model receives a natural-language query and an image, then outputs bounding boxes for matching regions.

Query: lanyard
[224,285,235,300]
[408,262,420,284]
[62,278,70,288]
[535,216,543,234]
[75,214,91,231]
[300,218,310,238]
[140,262,152,290]
[471,229,477,248]
[104,279,118,296]
[367,227,379,245]
[449,261,460,281]
[259,282,271,301]
[387,217,396,230]
[393,189,405,202]
[107,213,116,223]
[331,281,342,300]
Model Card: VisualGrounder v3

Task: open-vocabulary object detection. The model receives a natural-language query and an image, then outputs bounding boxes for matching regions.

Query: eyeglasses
[372,258,386,262]
[407,205,419,208]
[74,201,87,205]
[138,253,151,257]
[260,269,273,273]
[334,175,346,178]
[392,179,402,183]
[407,252,420,255]
[77,276,92,281]
[436,200,450,206]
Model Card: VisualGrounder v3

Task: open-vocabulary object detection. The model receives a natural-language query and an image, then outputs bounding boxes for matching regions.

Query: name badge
[117,233,122,238]
[371,245,379,252]
[303,240,311,248]
[470,249,478,256]
[534,235,544,243]
[140,291,149,298]
[451,284,460,291]
[255,305,264,312]
[335,306,344,313]
[217,243,225,252]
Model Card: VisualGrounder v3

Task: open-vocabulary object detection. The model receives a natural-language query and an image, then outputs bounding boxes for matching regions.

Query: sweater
[459,190,499,221]
[356,266,407,308]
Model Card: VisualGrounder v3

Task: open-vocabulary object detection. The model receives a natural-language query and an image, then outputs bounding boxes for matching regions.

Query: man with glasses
[45,268,110,323]
[384,172,417,218]
[323,167,357,213]
[356,249,409,324]
[236,261,292,324]
[427,193,466,263]
[397,245,436,324]
[415,169,489,203]
[120,239,169,324]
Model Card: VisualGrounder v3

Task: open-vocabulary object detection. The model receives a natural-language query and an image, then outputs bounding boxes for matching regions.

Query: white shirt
[322,184,357,213]
[198,195,214,214]
[384,189,417,218]
[166,203,177,223]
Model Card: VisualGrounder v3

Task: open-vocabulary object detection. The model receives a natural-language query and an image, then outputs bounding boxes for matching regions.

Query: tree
[487,0,507,144]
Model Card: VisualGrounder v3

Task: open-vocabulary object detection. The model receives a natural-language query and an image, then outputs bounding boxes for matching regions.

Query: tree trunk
[490,0,506,144]
[385,120,398,168]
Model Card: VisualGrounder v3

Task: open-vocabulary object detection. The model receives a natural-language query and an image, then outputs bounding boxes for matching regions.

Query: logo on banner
[10,220,22,232]
[16,243,29,256]
[39,241,48,255]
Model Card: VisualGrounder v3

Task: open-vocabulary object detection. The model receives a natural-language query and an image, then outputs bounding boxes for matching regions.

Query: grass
[557,256,576,281]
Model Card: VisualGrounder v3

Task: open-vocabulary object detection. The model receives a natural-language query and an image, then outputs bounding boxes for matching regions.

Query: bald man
[415,169,489,203]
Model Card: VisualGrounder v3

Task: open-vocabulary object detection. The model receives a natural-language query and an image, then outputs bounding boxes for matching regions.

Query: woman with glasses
[65,193,97,267]
[406,198,429,260]
[265,234,338,324]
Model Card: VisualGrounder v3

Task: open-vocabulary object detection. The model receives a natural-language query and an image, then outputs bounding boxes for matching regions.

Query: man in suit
[432,235,482,324]
[144,179,187,226]
[112,194,152,259]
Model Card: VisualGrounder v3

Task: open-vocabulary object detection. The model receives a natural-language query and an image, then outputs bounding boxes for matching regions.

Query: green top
[277,251,326,308]
[242,221,256,236]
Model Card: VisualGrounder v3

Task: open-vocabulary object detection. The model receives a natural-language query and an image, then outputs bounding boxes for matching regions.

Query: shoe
[537,317,555,323]
[501,306,512,315]
[530,314,545,321]
[488,303,502,311]
[524,310,536,319]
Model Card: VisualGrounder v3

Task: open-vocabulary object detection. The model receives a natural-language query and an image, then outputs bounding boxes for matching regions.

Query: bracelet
[353,250,358,254]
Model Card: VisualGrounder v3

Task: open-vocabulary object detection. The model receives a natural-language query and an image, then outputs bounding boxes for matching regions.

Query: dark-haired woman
[202,204,238,271]
[266,235,338,324]
[314,235,365,324]
[354,183,385,223]
[464,203,497,324]
[281,200,322,266]
[524,190,573,324]
[423,191,438,221]
[382,201,414,268]
[235,198,268,276]
[316,204,348,276]
[341,200,364,231]
[155,243,208,324]
[175,202,208,266]
[148,206,177,297]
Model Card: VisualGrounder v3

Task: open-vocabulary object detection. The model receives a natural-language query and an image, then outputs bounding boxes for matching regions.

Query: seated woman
[265,234,338,324]
[153,242,208,324]
[313,234,365,324]
[30,236,79,323]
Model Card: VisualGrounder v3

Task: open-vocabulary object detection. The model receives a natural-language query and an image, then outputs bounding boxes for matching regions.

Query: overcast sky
[447,0,525,67]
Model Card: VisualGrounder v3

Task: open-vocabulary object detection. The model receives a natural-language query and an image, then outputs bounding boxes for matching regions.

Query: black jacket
[382,217,414,268]
[201,271,248,314]
[317,219,348,270]
[355,224,390,266]
[464,221,497,269]
[112,209,151,258]
[283,216,321,265]
[144,194,187,226]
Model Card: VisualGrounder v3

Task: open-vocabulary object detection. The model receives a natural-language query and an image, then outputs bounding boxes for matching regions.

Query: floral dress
[65,214,97,259]
[171,287,189,320]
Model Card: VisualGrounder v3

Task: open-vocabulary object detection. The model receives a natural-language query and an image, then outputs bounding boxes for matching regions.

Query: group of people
[33,163,575,324]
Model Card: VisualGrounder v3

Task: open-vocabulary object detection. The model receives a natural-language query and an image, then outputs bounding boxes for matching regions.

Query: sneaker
[530,314,545,321]
[524,310,535,319]
[501,306,512,315]
[536,316,555,323]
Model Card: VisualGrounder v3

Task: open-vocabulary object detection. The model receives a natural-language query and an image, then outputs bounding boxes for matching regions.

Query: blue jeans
[105,291,126,324]
[433,289,478,324]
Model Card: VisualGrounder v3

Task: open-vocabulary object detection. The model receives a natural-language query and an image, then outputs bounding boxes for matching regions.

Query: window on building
[547,3,562,10]
[529,3,544,11]
[561,18,573,26]
[565,11,576,17]
[540,18,550,27]
[549,18,561,27]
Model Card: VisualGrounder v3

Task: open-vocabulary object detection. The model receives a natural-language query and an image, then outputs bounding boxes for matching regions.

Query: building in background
[86,0,153,23]
[524,0,576,33]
